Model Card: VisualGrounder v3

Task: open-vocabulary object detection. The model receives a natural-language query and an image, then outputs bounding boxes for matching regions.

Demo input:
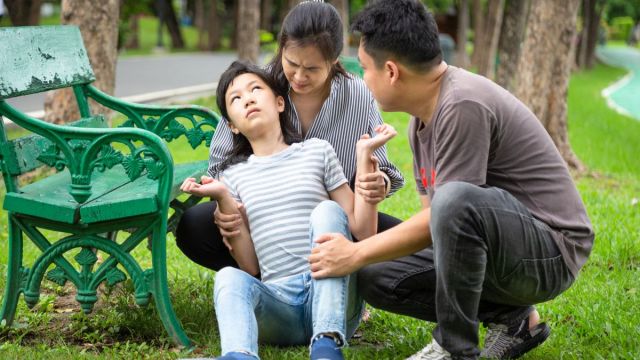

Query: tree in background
[44,0,120,124]
[513,0,585,172]
[455,0,470,68]
[237,0,260,63]
[4,0,41,26]
[121,0,152,50]
[496,0,529,91]
[577,0,606,69]
[474,0,504,79]
[331,0,350,55]
[155,0,185,49]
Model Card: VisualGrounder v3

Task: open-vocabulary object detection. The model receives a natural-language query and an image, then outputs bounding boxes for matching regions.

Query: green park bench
[0,26,220,347]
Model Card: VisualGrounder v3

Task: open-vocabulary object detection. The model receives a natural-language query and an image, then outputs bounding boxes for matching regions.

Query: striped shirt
[208,73,405,195]
[221,139,347,282]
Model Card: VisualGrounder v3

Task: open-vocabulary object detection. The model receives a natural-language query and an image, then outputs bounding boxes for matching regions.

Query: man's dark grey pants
[358,182,575,359]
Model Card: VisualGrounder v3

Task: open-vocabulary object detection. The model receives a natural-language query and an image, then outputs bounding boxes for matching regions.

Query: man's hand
[309,233,362,278]
[214,202,246,251]
[356,155,386,204]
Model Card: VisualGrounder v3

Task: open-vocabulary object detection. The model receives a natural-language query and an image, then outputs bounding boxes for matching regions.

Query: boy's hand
[180,176,228,199]
[356,123,397,155]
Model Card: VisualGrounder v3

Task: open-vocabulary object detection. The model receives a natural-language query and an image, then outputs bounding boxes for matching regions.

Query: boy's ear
[385,60,400,85]
[276,95,285,113]
[228,121,240,135]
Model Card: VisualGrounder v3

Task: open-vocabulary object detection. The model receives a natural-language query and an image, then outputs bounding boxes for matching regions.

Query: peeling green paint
[0,26,95,99]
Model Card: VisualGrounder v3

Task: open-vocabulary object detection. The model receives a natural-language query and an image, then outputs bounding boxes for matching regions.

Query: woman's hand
[214,202,247,250]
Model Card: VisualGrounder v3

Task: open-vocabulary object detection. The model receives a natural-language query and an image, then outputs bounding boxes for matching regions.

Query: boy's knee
[310,200,343,220]
[214,266,246,294]
[309,200,348,235]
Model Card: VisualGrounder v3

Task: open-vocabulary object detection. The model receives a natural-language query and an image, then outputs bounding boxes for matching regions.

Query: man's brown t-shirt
[409,66,593,277]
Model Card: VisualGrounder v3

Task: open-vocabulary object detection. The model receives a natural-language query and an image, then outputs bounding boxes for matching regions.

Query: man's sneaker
[480,318,551,359]
[406,339,452,360]
[310,335,344,360]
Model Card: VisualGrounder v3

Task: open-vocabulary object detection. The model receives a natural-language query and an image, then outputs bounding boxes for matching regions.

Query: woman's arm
[180,177,259,275]
[207,119,235,179]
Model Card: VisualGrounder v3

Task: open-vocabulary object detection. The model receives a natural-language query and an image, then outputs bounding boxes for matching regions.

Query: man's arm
[309,207,432,278]
[420,195,431,209]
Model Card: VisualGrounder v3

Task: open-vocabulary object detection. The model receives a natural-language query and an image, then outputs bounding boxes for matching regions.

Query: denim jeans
[214,201,364,359]
[358,182,575,359]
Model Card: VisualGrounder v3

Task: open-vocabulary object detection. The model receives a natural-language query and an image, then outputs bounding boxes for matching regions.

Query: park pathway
[597,46,640,121]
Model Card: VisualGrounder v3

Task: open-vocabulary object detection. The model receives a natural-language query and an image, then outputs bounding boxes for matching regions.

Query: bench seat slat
[79,160,207,224]
[3,160,209,225]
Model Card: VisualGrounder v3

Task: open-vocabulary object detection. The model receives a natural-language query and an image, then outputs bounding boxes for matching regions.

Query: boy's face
[358,42,398,112]
[225,73,285,137]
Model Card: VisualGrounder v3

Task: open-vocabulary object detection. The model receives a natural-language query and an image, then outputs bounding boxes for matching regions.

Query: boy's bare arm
[180,177,259,275]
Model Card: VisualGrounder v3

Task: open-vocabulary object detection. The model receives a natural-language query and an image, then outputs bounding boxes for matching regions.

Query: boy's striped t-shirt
[221,139,347,282]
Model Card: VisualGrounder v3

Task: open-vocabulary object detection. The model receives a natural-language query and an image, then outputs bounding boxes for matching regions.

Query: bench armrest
[84,85,220,149]
[0,101,173,205]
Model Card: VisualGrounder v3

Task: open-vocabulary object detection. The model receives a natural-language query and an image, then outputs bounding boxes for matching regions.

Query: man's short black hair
[352,0,442,72]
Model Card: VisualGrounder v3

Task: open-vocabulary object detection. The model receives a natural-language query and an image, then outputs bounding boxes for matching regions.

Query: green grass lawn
[1,62,639,359]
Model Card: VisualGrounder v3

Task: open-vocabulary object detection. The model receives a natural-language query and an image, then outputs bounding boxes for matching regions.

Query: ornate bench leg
[1,219,24,327]
[150,227,193,348]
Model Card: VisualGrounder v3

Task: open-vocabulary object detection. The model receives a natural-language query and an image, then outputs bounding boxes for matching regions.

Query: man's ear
[384,60,400,85]
[276,95,285,113]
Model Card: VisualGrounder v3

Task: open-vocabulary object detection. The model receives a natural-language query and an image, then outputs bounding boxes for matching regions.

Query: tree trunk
[237,0,260,63]
[44,0,120,124]
[5,0,42,26]
[208,0,222,50]
[456,0,470,68]
[496,0,529,90]
[475,0,504,79]
[230,1,238,49]
[125,14,140,49]
[330,0,350,55]
[585,3,603,69]
[471,0,485,69]
[261,0,273,32]
[160,0,185,49]
[577,0,593,68]
[195,0,207,50]
[513,0,585,172]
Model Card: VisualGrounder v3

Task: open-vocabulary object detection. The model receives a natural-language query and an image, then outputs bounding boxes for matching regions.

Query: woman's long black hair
[215,61,301,172]
[267,1,350,95]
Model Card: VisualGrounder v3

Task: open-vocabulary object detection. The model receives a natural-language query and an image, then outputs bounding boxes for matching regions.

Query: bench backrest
[0,26,95,100]
[0,116,108,177]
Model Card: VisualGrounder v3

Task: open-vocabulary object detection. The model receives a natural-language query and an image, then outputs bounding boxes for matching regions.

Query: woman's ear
[276,95,285,113]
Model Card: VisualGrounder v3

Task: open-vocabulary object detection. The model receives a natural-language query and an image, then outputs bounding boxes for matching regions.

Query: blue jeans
[214,201,364,359]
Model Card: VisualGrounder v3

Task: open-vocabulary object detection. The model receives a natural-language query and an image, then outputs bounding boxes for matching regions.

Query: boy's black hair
[351,0,442,72]
[215,61,301,171]
[268,1,349,94]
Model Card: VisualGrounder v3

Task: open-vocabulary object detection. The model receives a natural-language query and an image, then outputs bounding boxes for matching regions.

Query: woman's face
[282,44,334,96]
